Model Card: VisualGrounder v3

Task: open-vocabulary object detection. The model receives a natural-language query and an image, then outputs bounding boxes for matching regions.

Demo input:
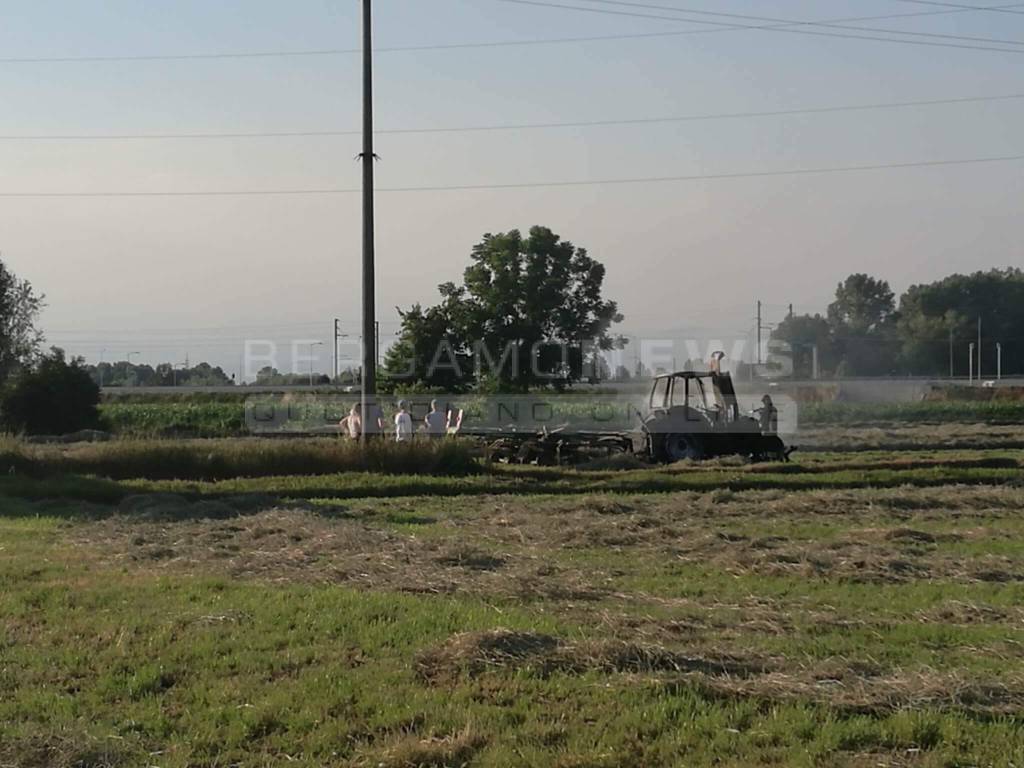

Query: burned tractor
[636,366,791,463]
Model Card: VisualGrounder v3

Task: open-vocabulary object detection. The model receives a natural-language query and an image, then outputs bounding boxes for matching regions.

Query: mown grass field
[2,429,1024,766]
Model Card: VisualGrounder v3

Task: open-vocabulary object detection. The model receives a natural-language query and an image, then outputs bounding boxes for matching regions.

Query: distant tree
[383,296,472,392]
[1,348,101,435]
[612,365,632,382]
[250,365,328,386]
[827,274,897,335]
[771,314,839,378]
[91,361,157,387]
[386,227,624,391]
[0,259,45,382]
[827,274,898,376]
[256,366,280,383]
[335,367,358,385]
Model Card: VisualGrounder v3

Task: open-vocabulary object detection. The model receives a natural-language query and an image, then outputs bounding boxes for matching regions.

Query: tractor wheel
[662,433,705,462]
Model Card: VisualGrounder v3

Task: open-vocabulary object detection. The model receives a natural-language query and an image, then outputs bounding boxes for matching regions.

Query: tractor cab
[639,356,790,463]
[647,370,742,426]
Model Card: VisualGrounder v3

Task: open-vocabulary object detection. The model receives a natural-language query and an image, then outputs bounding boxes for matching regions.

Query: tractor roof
[652,370,729,381]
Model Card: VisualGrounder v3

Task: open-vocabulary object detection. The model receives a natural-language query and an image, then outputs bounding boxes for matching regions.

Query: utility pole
[788,303,794,320]
[359,0,378,440]
[977,316,982,383]
[949,327,954,379]
[969,342,975,385]
[375,320,381,368]
[997,342,1002,381]
[756,301,762,366]
[334,319,340,382]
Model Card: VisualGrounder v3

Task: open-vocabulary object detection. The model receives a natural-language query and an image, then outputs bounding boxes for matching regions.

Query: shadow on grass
[2,460,1022,523]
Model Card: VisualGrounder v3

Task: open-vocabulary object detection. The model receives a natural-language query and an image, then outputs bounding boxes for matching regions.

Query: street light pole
[969,343,975,385]
[359,0,377,441]
[334,319,340,382]
[977,316,982,382]
[948,327,953,379]
[99,348,106,388]
[997,342,1002,381]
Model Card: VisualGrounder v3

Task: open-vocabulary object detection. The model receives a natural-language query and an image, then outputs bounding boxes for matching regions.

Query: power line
[3,92,1023,141]
[566,0,1024,46]
[46,320,400,334]
[2,153,1023,198]
[46,322,341,333]
[889,0,1024,15]
[2,1,1023,63]
[497,0,1024,53]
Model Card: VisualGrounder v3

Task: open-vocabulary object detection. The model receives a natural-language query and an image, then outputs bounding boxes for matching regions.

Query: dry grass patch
[362,725,487,768]
[73,508,607,601]
[415,629,772,684]
[689,669,1024,718]
[418,631,1024,719]
[0,734,132,768]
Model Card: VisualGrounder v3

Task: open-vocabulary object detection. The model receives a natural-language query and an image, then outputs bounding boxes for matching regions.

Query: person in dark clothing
[757,394,778,436]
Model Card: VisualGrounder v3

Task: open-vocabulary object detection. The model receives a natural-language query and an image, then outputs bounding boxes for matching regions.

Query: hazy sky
[1,0,1022,378]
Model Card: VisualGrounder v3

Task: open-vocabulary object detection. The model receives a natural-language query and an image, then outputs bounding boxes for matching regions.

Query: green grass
[800,400,1024,425]
[99,402,246,437]
[0,462,1020,511]
[4,442,1024,765]
[6,481,1024,766]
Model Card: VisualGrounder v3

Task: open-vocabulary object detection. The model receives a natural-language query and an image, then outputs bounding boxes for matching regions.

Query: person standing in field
[394,400,413,442]
[424,399,446,439]
[339,404,361,440]
[757,394,778,436]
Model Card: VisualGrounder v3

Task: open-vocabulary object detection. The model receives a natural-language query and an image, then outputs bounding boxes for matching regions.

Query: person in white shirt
[394,400,413,442]
[424,399,446,439]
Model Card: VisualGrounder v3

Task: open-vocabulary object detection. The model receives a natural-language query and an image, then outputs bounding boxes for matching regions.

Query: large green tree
[385,227,624,391]
[898,268,1024,376]
[0,259,45,381]
[826,274,899,376]
[827,274,897,336]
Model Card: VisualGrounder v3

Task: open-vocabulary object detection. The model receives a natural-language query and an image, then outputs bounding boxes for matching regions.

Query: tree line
[772,269,1024,378]
[83,361,236,388]
[0,242,1021,435]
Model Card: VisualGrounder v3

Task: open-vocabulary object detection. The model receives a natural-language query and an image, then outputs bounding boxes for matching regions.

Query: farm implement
[467,363,792,466]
